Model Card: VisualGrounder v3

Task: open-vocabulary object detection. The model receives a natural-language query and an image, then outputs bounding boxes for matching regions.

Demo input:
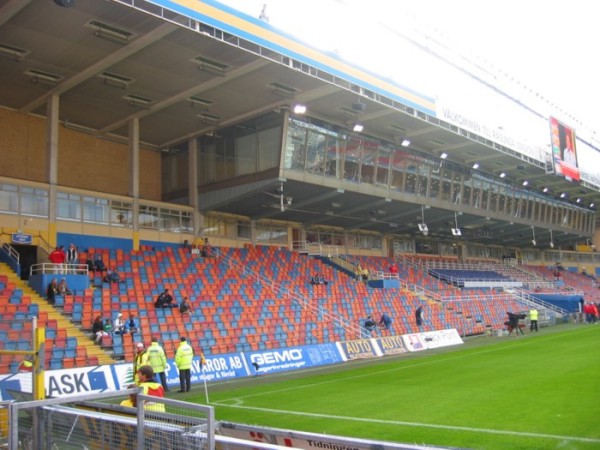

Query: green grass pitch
[190,324,600,450]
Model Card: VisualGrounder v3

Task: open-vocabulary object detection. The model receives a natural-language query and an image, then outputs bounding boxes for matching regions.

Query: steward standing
[133,342,149,384]
[175,336,194,393]
[147,337,169,391]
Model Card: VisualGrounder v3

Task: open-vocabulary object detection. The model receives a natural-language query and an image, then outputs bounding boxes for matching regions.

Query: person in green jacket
[175,336,194,392]
[147,337,169,391]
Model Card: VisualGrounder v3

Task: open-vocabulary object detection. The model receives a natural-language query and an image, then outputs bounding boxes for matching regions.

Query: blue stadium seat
[49,359,63,370]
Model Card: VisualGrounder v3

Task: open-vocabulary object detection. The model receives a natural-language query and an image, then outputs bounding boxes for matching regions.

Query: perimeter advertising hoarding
[0,331,462,399]
[246,343,344,375]
[550,116,580,182]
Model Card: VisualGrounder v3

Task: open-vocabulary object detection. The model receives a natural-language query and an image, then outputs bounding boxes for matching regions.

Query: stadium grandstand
[0,1,599,448]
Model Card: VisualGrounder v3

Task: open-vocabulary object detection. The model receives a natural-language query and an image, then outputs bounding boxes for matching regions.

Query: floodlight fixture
[440,152,448,159]
[353,123,364,132]
[499,172,506,178]
[472,163,479,169]
[293,104,307,114]
[401,138,410,147]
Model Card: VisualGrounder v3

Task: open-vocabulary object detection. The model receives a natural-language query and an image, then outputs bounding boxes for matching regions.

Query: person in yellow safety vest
[529,307,539,332]
[175,336,194,392]
[136,365,165,412]
[120,384,138,408]
[18,356,33,373]
[147,337,169,391]
[133,342,149,384]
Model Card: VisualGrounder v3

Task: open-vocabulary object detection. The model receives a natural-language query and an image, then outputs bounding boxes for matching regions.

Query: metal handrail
[30,262,89,276]
[222,252,364,339]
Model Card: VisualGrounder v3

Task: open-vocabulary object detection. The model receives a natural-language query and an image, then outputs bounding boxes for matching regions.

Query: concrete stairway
[1,265,113,366]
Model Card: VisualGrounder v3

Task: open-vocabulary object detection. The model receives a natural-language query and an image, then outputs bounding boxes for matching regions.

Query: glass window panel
[255,224,288,244]
[139,205,159,229]
[237,221,251,239]
[0,183,18,214]
[159,208,183,232]
[285,125,307,170]
[258,126,281,171]
[405,173,417,194]
[324,134,340,178]
[343,136,361,182]
[236,133,257,176]
[375,145,391,187]
[429,176,440,199]
[57,192,81,221]
[306,130,327,174]
[20,187,48,217]
[108,200,130,226]
[360,139,377,185]
[82,197,109,224]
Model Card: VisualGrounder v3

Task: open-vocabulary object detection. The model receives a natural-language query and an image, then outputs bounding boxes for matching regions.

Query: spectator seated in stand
[363,315,378,334]
[46,278,59,305]
[92,316,108,344]
[104,268,122,283]
[201,239,213,257]
[154,289,177,308]
[93,255,107,273]
[57,278,72,295]
[126,314,138,334]
[378,312,393,331]
[113,313,126,335]
[310,272,328,286]
[179,297,193,314]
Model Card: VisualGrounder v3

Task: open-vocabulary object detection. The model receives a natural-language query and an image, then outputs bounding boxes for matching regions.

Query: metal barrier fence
[6,389,215,450]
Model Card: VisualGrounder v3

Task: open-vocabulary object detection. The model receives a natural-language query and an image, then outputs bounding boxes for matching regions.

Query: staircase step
[1,265,114,366]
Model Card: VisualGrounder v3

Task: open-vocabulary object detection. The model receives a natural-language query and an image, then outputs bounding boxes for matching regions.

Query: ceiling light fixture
[353,123,364,132]
[549,229,554,248]
[188,96,214,110]
[269,82,298,98]
[472,163,479,169]
[401,138,410,147]
[0,43,30,61]
[191,55,229,76]
[197,113,221,124]
[86,20,133,44]
[499,172,506,178]
[531,226,536,246]
[123,94,154,108]
[440,152,448,159]
[25,68,63,85]
[99,71,134,89]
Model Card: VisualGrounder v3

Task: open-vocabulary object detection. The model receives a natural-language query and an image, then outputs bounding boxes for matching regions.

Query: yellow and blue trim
[148,0,436,116]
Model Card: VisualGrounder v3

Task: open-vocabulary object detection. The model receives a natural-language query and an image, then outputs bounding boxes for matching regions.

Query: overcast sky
[218,0,598,143]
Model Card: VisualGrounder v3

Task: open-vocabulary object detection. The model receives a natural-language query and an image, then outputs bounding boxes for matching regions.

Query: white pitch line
[212,403,600,444]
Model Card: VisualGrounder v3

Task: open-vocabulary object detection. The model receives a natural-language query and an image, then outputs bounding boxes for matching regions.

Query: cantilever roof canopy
[0,0,595,248]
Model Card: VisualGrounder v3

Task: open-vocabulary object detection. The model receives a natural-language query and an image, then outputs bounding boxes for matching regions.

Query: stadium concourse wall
[0,329,463,400]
